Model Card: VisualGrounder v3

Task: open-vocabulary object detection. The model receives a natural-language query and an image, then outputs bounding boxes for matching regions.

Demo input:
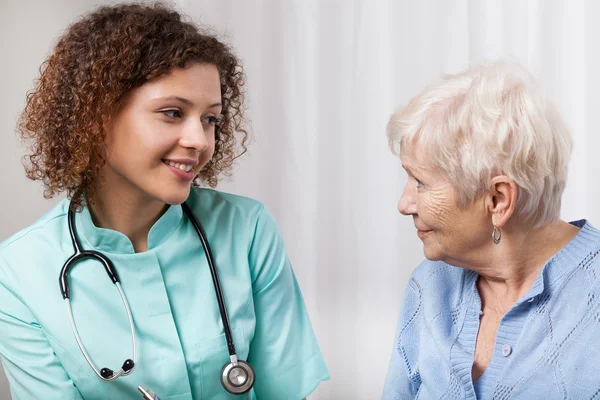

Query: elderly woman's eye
[415,178,424,188]
[160,109,182,119]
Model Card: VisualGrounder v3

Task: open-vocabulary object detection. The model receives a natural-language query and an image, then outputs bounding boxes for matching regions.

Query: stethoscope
[59,200,255,396]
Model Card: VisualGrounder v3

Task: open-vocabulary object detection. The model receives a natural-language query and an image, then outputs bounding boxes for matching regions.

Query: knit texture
[382,220,600,399]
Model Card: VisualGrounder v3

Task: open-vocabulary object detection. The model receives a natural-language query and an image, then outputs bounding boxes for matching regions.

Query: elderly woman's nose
[398,186,416,215]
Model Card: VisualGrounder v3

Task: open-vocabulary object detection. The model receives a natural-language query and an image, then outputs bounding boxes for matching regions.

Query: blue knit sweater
[382,220,600,399]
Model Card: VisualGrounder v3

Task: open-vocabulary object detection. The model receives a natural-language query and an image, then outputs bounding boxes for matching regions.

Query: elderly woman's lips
[417,229,432,238]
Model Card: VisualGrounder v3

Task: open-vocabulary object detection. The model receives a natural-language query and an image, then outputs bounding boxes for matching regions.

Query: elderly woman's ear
[487,175,518,229]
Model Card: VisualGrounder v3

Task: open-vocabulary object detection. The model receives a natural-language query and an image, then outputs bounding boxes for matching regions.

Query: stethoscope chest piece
[221,358,255,395]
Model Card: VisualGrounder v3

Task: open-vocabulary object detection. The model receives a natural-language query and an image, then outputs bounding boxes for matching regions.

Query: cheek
[420,191,454,227]
[199,141,216,166]
[107,117,159,157]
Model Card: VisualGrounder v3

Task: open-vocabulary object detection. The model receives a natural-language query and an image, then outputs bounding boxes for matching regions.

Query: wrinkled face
[101,62,222,205]
[397,149,490,264]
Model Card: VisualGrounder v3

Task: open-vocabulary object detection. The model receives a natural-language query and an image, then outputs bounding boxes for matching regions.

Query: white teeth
[165,160,193,172]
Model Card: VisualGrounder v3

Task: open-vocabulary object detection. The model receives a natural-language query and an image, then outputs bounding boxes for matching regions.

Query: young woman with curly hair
[0,3,329,399]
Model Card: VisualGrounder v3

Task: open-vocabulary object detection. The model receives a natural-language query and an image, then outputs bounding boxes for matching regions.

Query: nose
[397,182,417,216]
[180,119,210,151]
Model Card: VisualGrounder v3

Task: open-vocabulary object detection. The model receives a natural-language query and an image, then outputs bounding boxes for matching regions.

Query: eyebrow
[155,96,222,108]
[402,164,421,178]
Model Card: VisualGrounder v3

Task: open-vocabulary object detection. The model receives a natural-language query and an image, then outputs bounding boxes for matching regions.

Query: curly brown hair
[19,2,248,210]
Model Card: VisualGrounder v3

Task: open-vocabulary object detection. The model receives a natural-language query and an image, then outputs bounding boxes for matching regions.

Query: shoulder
[0,200,71,297]
[185,188,280,246]
[0,200,70,265]
[187,187,265,220]
[401,259,471,324]
[576,220,600,272]
[409,259,467,296]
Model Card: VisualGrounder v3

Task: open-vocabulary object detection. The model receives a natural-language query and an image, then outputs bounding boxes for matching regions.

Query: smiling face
[397,149,491,264]
[100,62,222,206]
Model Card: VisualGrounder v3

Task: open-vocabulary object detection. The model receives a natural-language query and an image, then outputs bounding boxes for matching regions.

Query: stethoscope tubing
[65,282,137,381]
[181,202,237,357]
[59,200,246,385]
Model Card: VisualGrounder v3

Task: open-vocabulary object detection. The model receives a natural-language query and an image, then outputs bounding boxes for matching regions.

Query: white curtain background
[2,1,600,399]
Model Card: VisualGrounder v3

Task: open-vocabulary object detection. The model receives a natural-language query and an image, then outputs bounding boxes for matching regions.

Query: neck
[457,220,580,307]
[87,186,168,253]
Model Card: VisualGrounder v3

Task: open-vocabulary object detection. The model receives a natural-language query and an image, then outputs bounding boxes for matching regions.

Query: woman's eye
[160,109,182,119]
[415,178,424,188]
[203,115,222,125]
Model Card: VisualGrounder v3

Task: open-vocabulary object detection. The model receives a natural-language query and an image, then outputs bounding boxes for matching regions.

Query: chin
[422,246,444,261]
[157,186,192,205]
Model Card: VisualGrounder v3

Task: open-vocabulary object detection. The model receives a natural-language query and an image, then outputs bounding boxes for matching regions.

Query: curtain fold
[180,1,599,398]
[1,1,598,399]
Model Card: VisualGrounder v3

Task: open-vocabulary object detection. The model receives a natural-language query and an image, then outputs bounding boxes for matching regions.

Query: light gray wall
[0,1,109,396]
[0,0,103,239]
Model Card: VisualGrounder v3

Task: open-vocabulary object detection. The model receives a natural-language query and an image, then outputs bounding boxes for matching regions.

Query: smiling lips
[163,159,198,180]
[164,159,195,172]
[416,228,432,238]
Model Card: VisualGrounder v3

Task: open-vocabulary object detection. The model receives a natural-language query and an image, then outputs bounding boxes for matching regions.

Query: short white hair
[387,60,572,228]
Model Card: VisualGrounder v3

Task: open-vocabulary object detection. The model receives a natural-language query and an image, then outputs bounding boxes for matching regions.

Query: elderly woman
[382,61,600,399]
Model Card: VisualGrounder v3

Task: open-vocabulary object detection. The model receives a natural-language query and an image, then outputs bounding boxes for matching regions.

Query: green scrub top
[0,188,329,400]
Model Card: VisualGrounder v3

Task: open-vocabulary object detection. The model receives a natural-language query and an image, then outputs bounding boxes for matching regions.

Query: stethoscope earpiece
[100,359,135,379]
[123,359,135,373]
[100,368,114,379]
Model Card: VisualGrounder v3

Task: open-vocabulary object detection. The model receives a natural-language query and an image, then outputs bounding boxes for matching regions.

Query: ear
[100,114,112,129]
[487,175,518,228]
[99,114,115,145]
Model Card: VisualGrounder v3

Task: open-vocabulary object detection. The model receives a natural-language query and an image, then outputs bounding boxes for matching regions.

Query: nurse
[0,3,329,399]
